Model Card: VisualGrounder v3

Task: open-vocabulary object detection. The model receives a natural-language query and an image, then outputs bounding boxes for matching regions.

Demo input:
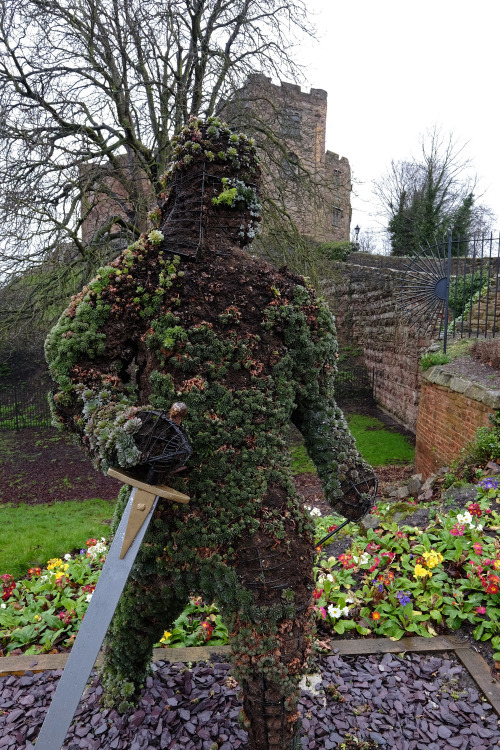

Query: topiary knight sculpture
[45,117,376,750]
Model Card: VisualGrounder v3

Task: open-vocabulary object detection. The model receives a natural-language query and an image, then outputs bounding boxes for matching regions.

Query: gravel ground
[2,651,500,750]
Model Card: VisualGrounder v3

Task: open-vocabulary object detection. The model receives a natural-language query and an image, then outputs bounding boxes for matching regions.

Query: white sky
[297,0,500,250]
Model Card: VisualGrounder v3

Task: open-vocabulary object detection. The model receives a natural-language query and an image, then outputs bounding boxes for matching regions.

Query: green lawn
[0,499,115,579]
[346,413,415,466]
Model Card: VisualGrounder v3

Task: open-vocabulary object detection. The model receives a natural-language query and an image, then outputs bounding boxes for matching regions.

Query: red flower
[313,588,324,600]
[201,621,213,640]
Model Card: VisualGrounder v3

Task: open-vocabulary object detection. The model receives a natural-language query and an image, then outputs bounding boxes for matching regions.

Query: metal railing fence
[399,233,500,351]
[334,365,374,402]
[0,384,52,430]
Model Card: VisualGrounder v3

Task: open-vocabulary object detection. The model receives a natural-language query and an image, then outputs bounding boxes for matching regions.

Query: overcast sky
[297,0,500,250]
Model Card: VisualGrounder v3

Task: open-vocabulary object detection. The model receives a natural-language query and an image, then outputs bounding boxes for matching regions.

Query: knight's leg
[200,523,314,750]
[99,491,190,708]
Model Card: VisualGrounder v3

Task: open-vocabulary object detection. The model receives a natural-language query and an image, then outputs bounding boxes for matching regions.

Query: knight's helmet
[154,117,262,259]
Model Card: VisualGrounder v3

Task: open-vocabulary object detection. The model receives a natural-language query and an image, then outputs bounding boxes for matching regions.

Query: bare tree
[373,127,495,256]
[0,0,313,342]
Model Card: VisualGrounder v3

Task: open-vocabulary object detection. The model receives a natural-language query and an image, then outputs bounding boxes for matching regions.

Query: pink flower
[473,543,483,555]
[450,524,464,536]
[476,606,486,615]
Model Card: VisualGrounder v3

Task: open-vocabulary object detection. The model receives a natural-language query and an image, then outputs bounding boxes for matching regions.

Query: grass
[0,498,115,579]
[289,412,415,473]
[346,414,415,466]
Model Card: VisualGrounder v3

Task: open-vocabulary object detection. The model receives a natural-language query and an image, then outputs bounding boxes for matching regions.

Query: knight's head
[156,117,262,257]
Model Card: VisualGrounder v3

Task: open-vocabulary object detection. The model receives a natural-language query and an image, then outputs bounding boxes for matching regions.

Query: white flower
[328,605,342,619]
[345,596,354,604]
[326,574,334,583]
[64,554,72,561]
[86,593,93,603]
[304,505,322,517]
[148,229,164,245]
[342,606,350,617]
[317,576,325,586]
[1,603,6,609]
[457,511,472,525]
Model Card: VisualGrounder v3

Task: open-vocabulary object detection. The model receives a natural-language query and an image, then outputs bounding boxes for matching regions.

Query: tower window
[281,110,301,139]
[332,207,343,227]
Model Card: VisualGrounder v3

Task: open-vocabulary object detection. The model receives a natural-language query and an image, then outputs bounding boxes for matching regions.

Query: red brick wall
[415,380,492,478]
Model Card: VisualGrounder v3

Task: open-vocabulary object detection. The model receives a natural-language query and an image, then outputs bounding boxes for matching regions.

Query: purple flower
[378,583,384,593]
[396,590,412,606]
[478,478,498,490]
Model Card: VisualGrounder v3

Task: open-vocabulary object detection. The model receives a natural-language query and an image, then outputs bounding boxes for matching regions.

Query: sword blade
[35,487,158,750]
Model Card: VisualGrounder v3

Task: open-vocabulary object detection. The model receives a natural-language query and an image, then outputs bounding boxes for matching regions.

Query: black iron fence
[0,367,373,430]
[334,366,374,402]
[399,233,500,352]
[0,384,52,430]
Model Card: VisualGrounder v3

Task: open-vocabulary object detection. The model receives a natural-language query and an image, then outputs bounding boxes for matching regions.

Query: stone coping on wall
[422,365,500,410]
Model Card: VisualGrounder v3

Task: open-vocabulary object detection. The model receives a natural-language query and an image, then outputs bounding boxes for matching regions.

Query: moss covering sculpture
[45,118,376,750]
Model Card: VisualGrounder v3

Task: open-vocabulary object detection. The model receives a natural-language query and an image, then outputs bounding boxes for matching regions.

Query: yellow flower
[47,558,63,571]
[34,614,42,622]
[494,560,500,571]
[422,550,443,569]
[160,630,172,644]
[414,564,431,578]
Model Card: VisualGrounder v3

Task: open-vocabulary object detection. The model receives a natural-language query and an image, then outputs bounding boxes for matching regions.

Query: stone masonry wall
[227,74,352,243]
[322,262,430,432]
[415,368,500,478]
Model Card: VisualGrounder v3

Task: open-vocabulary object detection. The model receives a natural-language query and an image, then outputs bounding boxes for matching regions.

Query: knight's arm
[44,234,181,474]
[288,291,376,521]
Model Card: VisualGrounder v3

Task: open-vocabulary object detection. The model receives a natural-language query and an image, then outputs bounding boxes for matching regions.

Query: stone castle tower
[226,74,352,244]
[81,77,351,248]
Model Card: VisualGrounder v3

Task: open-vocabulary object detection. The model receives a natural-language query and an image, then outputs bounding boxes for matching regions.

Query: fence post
[443,231,453,354]
[14,383,20,431]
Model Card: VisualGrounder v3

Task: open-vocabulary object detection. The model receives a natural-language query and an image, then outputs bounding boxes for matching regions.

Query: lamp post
[353,224,360,247]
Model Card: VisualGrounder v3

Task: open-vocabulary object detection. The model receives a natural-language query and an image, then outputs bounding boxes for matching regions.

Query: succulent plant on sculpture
[45,117,376,750]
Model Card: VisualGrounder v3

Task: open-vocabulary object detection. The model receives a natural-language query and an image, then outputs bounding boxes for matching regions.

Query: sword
[35,408,190,750]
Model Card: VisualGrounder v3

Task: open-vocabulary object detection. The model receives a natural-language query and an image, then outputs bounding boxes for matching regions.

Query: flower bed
[1,479,500,662]
[311,477,500,662]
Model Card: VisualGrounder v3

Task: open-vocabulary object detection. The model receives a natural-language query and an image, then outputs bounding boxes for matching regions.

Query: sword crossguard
[107,467,190,558]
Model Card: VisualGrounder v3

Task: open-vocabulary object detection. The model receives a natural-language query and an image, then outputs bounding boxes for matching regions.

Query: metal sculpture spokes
[398,235,452,340]
[399,233,500,352]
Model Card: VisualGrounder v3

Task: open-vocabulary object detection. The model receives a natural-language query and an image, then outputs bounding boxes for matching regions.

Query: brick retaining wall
[415,367,500,478]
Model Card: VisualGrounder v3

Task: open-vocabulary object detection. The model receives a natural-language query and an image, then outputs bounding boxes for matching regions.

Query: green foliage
[389,186,474,257]
[345,414,415,467]
[0,499,115,579]
[0,538,108,654]
[312,491,500,641]
[155,597,229,648]
[420,351,451,370]
[316,241,357,262]
[448,271,484,319]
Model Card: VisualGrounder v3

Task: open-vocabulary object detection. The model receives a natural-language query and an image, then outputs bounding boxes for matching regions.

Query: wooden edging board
[2,636,499,716]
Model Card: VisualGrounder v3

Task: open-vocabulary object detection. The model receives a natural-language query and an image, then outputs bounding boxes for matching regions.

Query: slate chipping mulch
[2,651,500,750]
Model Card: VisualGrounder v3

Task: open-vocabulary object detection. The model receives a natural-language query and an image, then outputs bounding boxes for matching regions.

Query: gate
[0,383,51,430]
